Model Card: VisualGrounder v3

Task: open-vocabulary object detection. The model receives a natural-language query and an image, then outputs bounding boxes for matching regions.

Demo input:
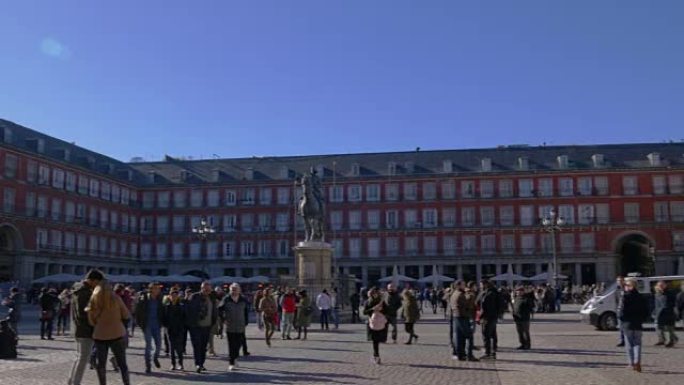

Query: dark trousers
[169,332,184,367]
[454,317,474,358]
[481,318,498,356]
[241,333,249,354]
[515,321,531,348]
[372,340,380,357]
[387,316,398,341]
[57,312,69,333]
[351,306,360,323]
[94,338,129,385]
[320,309,330,330]
[40,318,53,339]
[189,326,210,367]
[226,332,242,365]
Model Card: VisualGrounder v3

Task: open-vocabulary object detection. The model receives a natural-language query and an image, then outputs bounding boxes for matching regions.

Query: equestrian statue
[297,167,326,242]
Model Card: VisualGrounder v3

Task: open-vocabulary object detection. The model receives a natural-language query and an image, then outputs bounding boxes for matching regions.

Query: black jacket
[0,325,18,359]
[134,293,164,331]
[162,301,186,335]
[39,293,59,312]
[654,290,677,326]
[185,292,218,328]
[478,287,501,321]
[512,293,535,323]
[363,296,388,317]
[71,282,94,338]
[620,289,649,330]
[385,291,402,319]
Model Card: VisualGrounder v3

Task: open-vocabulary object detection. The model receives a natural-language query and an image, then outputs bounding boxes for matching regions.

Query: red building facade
[1,119,683,286]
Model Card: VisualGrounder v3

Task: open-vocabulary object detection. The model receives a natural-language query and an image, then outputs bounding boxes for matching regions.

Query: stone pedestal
[295,241,333,297]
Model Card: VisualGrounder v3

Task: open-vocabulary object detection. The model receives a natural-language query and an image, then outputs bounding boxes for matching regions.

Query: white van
[580,275,684,330]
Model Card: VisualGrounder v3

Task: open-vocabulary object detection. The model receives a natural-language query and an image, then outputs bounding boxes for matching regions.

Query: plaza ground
[0,305,682,385]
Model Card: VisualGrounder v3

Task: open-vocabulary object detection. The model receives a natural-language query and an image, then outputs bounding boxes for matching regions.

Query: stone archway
[0,224,23,282]
[613,231,655,276]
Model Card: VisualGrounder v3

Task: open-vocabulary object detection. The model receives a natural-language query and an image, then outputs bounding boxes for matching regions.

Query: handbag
[369,311,387,331]
[41,310,54,321]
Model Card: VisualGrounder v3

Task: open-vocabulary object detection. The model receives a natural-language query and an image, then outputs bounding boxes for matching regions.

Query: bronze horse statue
[298,169,325,242]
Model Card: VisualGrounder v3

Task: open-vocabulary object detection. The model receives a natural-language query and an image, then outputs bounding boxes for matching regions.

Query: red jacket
[281,294,296,313]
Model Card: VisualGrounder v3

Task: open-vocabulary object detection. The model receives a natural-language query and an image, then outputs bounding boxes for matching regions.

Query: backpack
[369,311,387,331]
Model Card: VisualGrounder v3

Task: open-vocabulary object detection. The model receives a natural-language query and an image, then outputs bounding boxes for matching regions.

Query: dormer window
[211,168,221,182]
[2,127,12,143]
[518,157,529,171]
[443,160,453,173]
[148,171,156,184]
[279,166,289,180]
[245,167,254,181]
[26,138,46,153]
[404,161,414,174]
[557,155,569,169]
[591,154,604,168]
[481,158,492,172]
[179,169,190,181]
[647,152,661,167]
[316,164,325,178]
[388,162,397,176]
[351,163,360,177]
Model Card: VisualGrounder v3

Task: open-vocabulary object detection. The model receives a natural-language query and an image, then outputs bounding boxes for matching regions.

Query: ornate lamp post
[542,209,565,287]
[192,217,215,277]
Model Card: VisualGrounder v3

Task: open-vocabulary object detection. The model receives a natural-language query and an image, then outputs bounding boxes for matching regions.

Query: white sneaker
[228,365,235,371]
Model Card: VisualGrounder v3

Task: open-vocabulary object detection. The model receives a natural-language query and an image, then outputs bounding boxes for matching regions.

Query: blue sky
[1,1,683,162]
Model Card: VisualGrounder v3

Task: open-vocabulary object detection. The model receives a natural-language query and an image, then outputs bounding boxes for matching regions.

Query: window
[405,237,418,256]
[519,205,534,226]
[501,235,515,254]
[121,188,130,205]
[385,184,399,201]
[276,213,289,231]
[578,204,595,224]
[500,206,514,226]
[172,243,184,260]
[596,203,610,224]
[653,176,666,195]
[654,202,669,222]
[241,213,253,231]
[51,198,62,221]
[110,212,118,231]
[120,213,128,232]
[77,235,86,255]
[424,236,437,255]
[111,185,120,203]
[349,211,362,230]
[538,178,553,197]
[518,179,533,197]
[386,238,399,255]
[461,181,475,198]
[624,203,640,223]
[480,180,494,198]
[2,188,15,213]
[27,160,37,182]
[541,234,553,253]
[367,210,380,229]
[671,202,684,222]
[442,208,456,227]
[142,192,155,209]
[88,235,98,253]
[141,216,153,234]
[580,233,595,252]
[25,192,36,216]
[368,239,380,258]
[622,176,638,195]
[330,211,343,230]
[558,205,575,224]
[156,243,168,260]
[498,180,513,198]
[480,206,495,226]
[204,190,219,207]
[36,229,49,249]
[77,175,88,194]
[462,235,476,254]
[559,178,574,196]
[141,243,153,261]
[348,185,362,202]
[403,183,417,200]
[172,215,185,232]
[259,188,272,205]
[673,232,684,251]
[521,234,536,254]
[668,175,683,194]
[386,210,398,229]
[329,186,343,202]
[4,154,17,178]
[190,190,203,207]
[37,196,48,218]
[481,235,496,254]
[349,238,361,258]
[89,179,99,197]
[100,182,111,200]
[277,187,290,205]
[223,242,234,259]
[258,213,271,230]
[173,190,187,208]
[240,241,254,258]
[577,177,593,196]
[366,184,380,202]
[422,208,437,228]
[258,240,272,257]
[38,165,50,185]
[220,189,235,206]
[404,209,418,228]
[443,236,457,255]
[223,215,237,231]
[441,181,455,199]
[241,188,255,205]
[461,207,475,226]
[538,205,554,222]
[278,240,289,258]
[64,201,75,222]
[560,233,574,253]
[422,182,436,200]
[157,216,169,234]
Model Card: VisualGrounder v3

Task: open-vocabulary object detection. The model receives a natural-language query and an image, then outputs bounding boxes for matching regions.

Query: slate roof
[2,118,684,187]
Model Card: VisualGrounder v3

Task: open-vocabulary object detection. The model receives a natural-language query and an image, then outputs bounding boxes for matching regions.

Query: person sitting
[0,319,18,359]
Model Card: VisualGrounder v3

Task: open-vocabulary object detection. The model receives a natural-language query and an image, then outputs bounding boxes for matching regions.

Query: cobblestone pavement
[1,305,682,385]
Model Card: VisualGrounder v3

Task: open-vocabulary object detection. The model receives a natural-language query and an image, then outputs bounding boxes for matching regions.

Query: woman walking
[163,288,186,371]
[402,289,420,344]
[620,277,649,372]
[86,280,131,385]
[364,287,388,364]
[295,290,312,340]
[259,288,278,347]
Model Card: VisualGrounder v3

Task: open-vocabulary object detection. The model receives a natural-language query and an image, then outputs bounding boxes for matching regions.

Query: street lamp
[542,209,565,288]
[192,217,215,277]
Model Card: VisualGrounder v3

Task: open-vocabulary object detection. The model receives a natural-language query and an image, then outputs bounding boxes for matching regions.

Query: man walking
[68,269,103,385]
[218,283,249,371]
[316,289,332,331]
[450,280,478,361]
[477,280,502,360]
[512,287,534,350]
[186,281,217,373]
[654,281,678,347]
[279,288,297,340]
[135,282,164,373]
[385,284,402,344]
[39,288,59,340]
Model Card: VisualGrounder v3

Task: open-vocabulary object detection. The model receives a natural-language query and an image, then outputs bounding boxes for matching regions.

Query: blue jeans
[623,328,642,365]
[452,317,473,358]
[331,307,340,328]
[320,309,330,329]
[144,324,162,365]
[617,319,625,344]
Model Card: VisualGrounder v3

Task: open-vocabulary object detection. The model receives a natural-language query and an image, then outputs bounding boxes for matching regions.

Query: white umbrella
[32,273,80,284]
[529,272,568,281]
[245,275,270,283]
[491,271,527,282]
[378,274,416,283]
[418,274,455,283]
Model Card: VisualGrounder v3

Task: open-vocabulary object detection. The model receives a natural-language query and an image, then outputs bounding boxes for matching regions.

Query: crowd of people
[1,271,683,379]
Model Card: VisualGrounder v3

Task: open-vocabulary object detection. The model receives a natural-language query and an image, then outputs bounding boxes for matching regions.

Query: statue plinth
[295,241,333,297]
